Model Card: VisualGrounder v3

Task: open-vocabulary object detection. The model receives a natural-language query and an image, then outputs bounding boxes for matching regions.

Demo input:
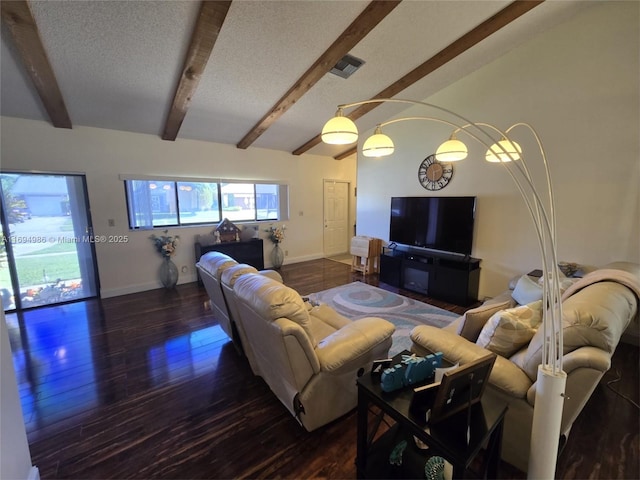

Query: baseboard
[100,272,198,298]
[265,253,324,268]
[100,255,326,298]
[27,466,40,480]
[101,281,162,298]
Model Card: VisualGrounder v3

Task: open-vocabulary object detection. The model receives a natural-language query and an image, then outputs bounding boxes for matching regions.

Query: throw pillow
[534,269,578,295]
[512,274,543,305]
[457,299,512,342]
[476,300,543,357]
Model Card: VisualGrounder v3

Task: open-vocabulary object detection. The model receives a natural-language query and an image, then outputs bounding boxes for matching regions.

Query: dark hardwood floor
[5,258,639,479]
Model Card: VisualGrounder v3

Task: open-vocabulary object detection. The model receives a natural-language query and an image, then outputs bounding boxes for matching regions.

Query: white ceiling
[1,0,594,158]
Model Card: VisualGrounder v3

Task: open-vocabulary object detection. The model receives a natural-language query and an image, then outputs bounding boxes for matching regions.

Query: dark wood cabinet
[379,254,402,287]
[380,248,480,306]
[195,239,264,284]
[429,257,480,306]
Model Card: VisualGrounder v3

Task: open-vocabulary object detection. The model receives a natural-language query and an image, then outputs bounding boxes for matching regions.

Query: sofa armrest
[315,317,395,375]
[562,346,612,374]
[411,325,532,398]
[526,346,611,405]
[411,325,483,362]
[525,346,612,436]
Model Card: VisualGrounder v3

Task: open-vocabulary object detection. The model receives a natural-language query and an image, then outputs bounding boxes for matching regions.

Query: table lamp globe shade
[435,136,468,162]
[485,138,522,162]
[321,115,358,144]
[362,128,395,157]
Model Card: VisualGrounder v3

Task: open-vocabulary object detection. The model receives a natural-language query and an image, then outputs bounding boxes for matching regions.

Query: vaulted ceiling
[1,0,593,159]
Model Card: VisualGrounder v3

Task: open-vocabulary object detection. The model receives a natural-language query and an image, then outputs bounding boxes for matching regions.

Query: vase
[159,257,179,289]
[271,243,284,269]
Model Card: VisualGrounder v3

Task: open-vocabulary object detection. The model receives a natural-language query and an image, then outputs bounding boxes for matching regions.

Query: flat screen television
[389,196,476,256]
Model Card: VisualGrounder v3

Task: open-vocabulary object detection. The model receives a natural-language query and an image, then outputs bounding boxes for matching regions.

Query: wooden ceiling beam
[334,146,357,160]
[162,1,232,141]
[1,0,72,129]
[293,0,544,156]
[236,0,401,150]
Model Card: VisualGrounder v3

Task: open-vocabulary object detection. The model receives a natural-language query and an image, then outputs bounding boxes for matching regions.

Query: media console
[379,247,480,306]
[195,239,264,285]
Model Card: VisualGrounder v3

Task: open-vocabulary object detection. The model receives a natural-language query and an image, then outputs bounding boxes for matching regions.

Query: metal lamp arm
[507,122,563,370]
[362,110,563,371]
[327,97,568,478]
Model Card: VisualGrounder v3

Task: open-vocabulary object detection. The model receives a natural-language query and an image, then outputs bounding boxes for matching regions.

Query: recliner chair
[196,251,238,345]
[196,252,283,354]
[220,262,282,371]
[232,272,395,431]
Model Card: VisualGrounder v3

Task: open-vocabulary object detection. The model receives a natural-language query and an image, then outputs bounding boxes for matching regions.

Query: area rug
[308,282,458,356]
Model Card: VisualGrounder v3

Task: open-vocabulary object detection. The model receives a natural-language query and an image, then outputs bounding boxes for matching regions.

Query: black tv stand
[379,247,480,306]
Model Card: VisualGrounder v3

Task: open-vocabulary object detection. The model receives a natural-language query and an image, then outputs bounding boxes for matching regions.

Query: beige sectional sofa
[410,262,640,472]
[196,251,396,431]
[195,251,282,353]
[232,273,395,431]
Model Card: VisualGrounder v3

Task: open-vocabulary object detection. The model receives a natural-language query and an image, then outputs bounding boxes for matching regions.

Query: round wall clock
[418,154,453,191]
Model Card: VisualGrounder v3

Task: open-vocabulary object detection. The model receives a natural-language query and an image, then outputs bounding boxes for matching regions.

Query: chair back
[233,273,319,414]
[196,251,237,339]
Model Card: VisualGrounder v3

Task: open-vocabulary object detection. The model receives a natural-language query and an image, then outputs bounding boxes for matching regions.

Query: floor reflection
[147,325,225,386]
[5,298,226,435]
[7,302,98,431]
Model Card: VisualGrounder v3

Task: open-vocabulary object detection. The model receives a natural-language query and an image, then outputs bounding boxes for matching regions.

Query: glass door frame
[0,170,101,312]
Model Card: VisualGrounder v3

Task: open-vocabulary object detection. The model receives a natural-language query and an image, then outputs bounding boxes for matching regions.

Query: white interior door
[323,180,349,256]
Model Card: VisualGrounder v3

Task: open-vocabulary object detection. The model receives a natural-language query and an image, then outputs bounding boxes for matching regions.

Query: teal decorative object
[424,455,445,480]
[389,440,407,466]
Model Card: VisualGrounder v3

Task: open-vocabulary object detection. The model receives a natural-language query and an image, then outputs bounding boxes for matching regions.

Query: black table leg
[483,416,504,479]
[356,392,368,479]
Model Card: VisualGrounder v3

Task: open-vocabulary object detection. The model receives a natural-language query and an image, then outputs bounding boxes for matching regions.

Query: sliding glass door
[0,173,99,311]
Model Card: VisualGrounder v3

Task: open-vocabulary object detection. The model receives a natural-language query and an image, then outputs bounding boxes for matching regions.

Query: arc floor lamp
[321,98,566,479]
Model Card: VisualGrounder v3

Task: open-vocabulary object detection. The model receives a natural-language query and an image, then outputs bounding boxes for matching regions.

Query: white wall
[1,306,38,480]
[0,120,356,297]
[356,1,639,299]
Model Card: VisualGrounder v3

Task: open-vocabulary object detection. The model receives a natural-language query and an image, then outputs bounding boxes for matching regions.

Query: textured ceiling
[1,0,594,158]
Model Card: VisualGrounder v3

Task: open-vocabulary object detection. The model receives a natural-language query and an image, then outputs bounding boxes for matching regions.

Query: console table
[195,239,264,285]
[379,248,480,306]
[356,366,507,479]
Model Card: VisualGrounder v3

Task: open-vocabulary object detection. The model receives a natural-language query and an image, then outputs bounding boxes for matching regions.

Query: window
[178,182,220,225]
[220,183,255,222]
[123,176,287,230]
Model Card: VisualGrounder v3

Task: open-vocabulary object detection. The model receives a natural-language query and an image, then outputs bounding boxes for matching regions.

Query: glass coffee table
[356,356,508,479]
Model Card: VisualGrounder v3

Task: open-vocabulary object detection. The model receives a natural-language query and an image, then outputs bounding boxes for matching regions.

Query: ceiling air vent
[330,54,365,79]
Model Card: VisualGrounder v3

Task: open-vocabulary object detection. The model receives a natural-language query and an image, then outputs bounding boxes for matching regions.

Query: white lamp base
[528,365,567,479]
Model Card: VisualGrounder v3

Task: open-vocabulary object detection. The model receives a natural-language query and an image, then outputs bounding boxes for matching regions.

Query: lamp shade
[362,130,394,157]
[321,115,358,145]
[486,139,522,162]
[435,138,468,162]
